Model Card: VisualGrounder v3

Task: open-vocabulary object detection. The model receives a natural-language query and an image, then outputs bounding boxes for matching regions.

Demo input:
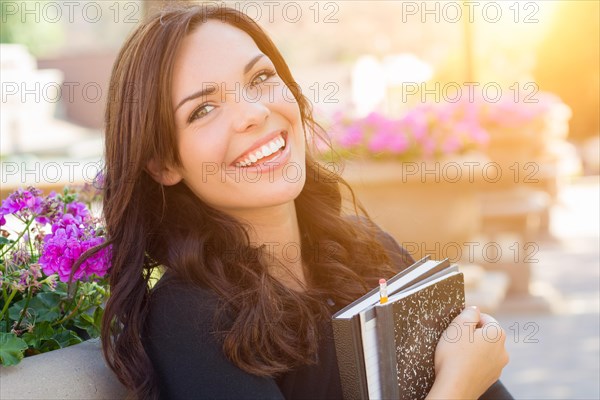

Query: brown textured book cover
[378,272,465,400]
[332,258,462,399]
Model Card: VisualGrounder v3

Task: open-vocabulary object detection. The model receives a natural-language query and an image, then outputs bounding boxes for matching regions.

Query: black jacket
[142,225,513,399]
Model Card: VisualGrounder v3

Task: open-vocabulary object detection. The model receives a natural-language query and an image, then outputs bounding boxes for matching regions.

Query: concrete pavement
[494,176,600,400]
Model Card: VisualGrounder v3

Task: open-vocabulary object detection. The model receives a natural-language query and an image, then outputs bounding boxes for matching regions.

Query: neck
[227,201,307,291]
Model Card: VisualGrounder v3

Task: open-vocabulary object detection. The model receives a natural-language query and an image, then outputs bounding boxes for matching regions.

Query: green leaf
[53,282,69,297]
[0,237,11,246]
[36,322,55,337]
[20,332,38,347]
[93,306,103,327]
[38,338,60,353]
[79,313,94,324]
[8,302,24,322]
[21,322,55,348]
[8,292,62,323]
[74,308,103,338]
[33,292,62,309]
[52,330,82,348]
[0,332,28,366]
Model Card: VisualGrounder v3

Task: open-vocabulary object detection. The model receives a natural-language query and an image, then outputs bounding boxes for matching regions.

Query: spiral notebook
[331,256,465,400]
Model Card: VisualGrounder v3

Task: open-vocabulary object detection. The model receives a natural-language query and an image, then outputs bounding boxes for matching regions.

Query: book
[331,256,465,400]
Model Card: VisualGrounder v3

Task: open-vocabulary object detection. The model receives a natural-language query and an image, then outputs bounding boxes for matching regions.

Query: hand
[426,306,510,400]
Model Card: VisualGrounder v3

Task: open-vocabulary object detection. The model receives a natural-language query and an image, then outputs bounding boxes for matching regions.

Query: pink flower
[422,137,436,156]
[35,192,63,225]
[469,127,490,144]
[39,213,111,282]
[442,136,461,153]
[367,130,390,153]
[338,124,364,148]
[66,201,91,223]
[388,133,409,153]
[1,187,44,219]
[328,91,567,160]
[402,109,428,140]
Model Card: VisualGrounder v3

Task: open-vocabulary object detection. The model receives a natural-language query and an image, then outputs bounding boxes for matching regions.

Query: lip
[230,133,292,172]
[230,130,288,167]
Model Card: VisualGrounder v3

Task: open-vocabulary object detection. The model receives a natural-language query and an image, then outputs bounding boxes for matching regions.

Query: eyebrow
[175,54,265,112]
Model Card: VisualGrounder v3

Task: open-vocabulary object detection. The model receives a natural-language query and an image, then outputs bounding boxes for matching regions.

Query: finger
[478,313,506,343]
[454,305,481,325]
[478,312,498,328]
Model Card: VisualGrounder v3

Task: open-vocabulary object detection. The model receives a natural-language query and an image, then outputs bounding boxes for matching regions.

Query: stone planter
[340,158,484,261]
[0,340,127,399]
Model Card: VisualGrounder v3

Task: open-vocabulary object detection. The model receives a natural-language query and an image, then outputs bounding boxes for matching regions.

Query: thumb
[454,305,481,325]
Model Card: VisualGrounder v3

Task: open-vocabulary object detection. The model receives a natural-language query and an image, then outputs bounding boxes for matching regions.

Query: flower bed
[0,185,110,366]
[323,91,570,165]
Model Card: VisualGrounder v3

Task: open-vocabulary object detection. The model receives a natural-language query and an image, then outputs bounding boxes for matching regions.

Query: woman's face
[166,21,306,219]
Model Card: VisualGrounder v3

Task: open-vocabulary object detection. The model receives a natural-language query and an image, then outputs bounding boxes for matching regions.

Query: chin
[256,174,306,206]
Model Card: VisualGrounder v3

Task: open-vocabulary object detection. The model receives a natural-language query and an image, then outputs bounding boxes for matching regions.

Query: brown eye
[189,104,216,123]
[251,69,276,86]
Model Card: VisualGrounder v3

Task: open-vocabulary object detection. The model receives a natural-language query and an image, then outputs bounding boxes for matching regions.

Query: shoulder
[143,274,283,399]
[145,274,220,336]
[149,273,218,308]
[345,214,415,272]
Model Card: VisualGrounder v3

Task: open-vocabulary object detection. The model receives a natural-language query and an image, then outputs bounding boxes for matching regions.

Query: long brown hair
[99,4,398,399]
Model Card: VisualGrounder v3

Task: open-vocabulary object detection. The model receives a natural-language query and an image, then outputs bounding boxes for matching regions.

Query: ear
[146,158,183,186]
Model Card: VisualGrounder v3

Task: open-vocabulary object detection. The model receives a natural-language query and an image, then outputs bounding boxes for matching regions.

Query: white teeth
[236,133,286,167]
[261,144,272,157]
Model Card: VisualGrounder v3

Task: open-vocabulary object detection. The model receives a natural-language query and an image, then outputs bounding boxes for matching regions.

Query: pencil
[379,278,388,304]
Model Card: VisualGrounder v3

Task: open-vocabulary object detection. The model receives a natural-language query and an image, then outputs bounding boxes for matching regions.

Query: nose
[232,97,270,133]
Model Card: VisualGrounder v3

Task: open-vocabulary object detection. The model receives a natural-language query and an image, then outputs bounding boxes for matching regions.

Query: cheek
[270,90,305,148]
[268,80,303,121]
[177,130,227,175]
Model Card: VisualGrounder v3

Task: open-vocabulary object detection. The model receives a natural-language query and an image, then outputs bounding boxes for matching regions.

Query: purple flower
[402,108,429,140]
[66,201,91,223]
[35,192,64,225]
[39,213,111,282]
[388,134,409,153]
[1,187,44,219]
[0,188,68,227]
[338,124,364,148]
[10,244,31,267]
[93,172,105,191]
[17,266,41,291]
[76,181,103,204]
[328,91,567,160]
[367,130,391,153]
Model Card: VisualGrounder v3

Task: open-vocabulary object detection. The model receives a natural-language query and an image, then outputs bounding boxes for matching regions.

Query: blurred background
[1,0,598,398]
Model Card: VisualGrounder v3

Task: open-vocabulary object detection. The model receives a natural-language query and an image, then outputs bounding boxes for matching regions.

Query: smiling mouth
[233,131,288,168]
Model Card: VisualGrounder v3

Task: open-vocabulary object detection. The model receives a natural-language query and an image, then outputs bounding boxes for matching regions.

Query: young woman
[97,4,511,399]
